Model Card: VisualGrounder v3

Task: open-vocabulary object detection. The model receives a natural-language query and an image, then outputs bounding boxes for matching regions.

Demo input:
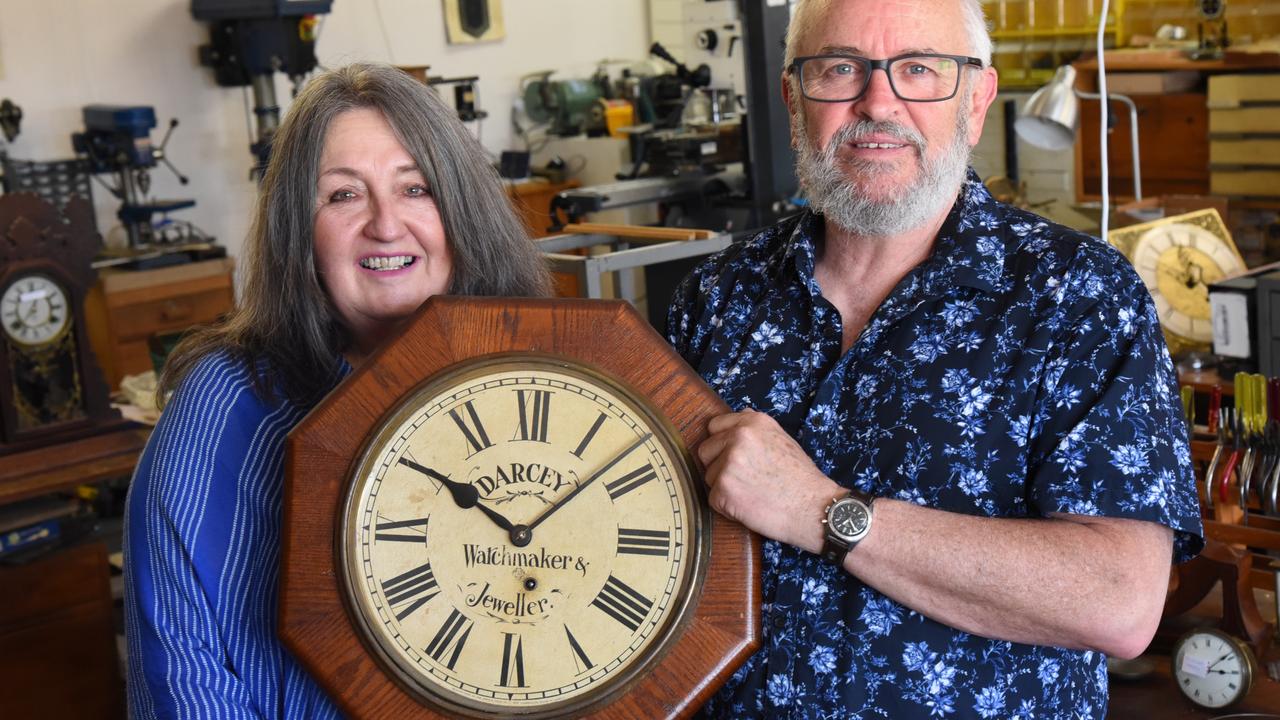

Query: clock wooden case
[0,193,122,455]
[282,297,761,719]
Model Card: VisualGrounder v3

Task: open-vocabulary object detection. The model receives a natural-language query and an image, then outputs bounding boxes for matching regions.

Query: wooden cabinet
[85,258,235,388]
[507,179,579,238]
[0,542,125,719]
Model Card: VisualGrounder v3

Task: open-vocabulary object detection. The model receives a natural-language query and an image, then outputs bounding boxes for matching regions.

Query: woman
[123,63,551,719]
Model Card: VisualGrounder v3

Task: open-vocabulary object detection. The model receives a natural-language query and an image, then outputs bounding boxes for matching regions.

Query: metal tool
[1205,388,1226,511]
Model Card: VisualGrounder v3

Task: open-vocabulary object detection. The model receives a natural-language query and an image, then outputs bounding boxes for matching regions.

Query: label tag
[1210,292,1250,358]
[1181,653,1210,679]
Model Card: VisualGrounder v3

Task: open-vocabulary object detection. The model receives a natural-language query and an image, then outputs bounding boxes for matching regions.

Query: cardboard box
[1210,138,1280,167]
[1208,73,1280,109]
[1106,71,1201,95]
[1209,106,1280,135]
[1211,169,1280,197]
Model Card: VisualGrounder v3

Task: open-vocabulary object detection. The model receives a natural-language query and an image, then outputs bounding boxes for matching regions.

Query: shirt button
[772,614,787,630]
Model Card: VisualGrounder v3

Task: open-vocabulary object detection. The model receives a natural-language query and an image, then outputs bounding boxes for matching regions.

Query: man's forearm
[833,498,1173,658]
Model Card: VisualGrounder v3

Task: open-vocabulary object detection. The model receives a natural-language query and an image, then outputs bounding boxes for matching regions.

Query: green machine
[521,72,608,137]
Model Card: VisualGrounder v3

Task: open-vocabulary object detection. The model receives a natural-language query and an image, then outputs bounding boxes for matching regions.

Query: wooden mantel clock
[0,193,122,455]
[282,297,761,719]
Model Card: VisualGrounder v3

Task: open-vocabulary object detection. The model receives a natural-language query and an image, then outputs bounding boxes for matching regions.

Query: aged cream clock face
[341,356,704,717]
[1172,628,1254,709]
[1,274,70,347]
[1130,221,1245,344]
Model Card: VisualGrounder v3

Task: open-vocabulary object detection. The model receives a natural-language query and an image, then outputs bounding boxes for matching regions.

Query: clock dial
[342,357,703,717]
[1130,222,1245,344]
[1,274,70,347]
[1172,629,1254,709]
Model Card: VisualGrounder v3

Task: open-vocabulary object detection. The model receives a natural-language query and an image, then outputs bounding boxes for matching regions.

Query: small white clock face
[341,356,703,717]
[1172,629,1253,709]
[1130,222,1245,344]
[1,274,70,347]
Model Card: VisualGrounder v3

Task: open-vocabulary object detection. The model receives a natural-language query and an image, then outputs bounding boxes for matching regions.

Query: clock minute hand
[521,432,654,538]
[397,457,515,532]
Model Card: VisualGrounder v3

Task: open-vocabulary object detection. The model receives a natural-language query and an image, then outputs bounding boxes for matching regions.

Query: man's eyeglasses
[788,53,984,103]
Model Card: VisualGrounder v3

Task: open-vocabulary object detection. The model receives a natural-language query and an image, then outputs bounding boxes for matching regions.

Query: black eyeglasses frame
[787,53,985,104]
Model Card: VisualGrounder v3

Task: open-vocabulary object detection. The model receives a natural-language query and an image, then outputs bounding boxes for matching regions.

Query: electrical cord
[1097,0,1111,239]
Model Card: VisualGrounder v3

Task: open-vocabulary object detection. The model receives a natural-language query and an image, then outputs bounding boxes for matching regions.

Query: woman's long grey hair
[160,62,553,406]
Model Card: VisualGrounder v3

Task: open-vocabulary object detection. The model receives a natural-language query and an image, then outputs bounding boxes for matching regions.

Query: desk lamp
[1015,64,1143,237]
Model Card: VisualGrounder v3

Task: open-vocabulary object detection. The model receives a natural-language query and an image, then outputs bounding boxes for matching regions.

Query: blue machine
[72,104,195,250]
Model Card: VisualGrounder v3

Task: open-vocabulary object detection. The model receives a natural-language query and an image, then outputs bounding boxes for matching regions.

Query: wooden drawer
[86,258,235,387]
[106,284,232,342]
[0,542,124,719]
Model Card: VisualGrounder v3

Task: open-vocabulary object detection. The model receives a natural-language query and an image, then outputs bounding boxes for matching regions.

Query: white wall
[0,0,652,262]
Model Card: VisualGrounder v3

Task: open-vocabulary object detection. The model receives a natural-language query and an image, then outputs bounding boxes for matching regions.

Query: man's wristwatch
[820,490,875,565]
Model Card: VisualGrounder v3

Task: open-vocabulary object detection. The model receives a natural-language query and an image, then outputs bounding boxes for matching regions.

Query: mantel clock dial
[281,297,760,719]
[2,274,70,347]
[1108,208,1245,356]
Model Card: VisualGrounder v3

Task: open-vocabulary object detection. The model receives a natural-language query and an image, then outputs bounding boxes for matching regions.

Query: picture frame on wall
[443,0,505,44]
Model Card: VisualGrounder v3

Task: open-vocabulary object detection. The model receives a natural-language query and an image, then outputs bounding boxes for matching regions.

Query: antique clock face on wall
[1109,208,1245,356]
[343,357,700,715]
[281,297,759,720]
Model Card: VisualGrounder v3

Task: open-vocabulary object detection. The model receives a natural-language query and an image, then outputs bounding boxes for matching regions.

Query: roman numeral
[617,528,670,557]
[512,389,553,443]
[564,625,593,674]
[498,632,527,687]
[571,412,608,459]
[425,608,473,670]
[381,562,440,621]
[591,575,653,632]
[605,463,657,501]
[449,400,493,457]
[374,515,429,543]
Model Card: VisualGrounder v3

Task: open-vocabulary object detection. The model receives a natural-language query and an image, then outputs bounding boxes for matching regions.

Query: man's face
[785,0,998,234]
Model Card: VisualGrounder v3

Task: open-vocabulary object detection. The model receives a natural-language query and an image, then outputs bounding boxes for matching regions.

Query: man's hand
[695,409,842,553]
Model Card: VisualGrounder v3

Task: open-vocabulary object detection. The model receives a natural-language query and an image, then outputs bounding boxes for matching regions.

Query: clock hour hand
[513,433,654,546]
[397,457,515,531]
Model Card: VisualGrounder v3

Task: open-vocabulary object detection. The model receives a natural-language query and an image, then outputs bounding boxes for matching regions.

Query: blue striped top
[123,351,348,719]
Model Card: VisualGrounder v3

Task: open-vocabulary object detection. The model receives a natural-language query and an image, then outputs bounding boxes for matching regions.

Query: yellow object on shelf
[984,0,1127,89]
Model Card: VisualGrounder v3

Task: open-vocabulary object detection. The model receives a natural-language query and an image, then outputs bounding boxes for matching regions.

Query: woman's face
[313,107,453,354]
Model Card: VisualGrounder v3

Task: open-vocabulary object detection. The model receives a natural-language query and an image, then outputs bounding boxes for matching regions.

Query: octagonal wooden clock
[0,193,122,455]
[282,297,761,719]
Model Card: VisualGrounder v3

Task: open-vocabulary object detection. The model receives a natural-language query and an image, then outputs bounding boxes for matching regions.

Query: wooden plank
[563,223,715,243]
[98,256,234,294]
[0,426,149,505]
[1211,170,1280,197]
[1209,107,1280,135]
[1210,138,1280,167]
[1208,73,1280,109]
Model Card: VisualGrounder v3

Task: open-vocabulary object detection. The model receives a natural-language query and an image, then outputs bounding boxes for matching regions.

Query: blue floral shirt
[667,171,1203,719]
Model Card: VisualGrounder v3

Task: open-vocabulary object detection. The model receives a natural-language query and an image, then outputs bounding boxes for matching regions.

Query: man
[667,0,1203,717]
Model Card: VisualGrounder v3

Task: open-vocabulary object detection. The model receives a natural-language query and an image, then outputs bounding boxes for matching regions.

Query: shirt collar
[781,168,1008,297]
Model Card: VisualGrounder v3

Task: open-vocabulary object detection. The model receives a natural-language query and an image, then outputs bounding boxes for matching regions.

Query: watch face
[829,498,869,541]
[342,356,706,717]
[1,274,70,347]
[1172,629,1253,709]
[1131,222,1245,343]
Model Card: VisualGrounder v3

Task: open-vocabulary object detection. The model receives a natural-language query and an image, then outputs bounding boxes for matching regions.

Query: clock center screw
[523,577,537,591]
[511,525,532,547]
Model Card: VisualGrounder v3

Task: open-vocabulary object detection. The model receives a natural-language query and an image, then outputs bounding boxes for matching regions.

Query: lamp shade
[1014,65,1079,151]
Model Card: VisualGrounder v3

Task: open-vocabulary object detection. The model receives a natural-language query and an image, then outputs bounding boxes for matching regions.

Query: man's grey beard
[794,108,973,237]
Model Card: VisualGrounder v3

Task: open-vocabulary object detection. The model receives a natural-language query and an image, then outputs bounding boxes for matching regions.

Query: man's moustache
[826,122,926,154]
